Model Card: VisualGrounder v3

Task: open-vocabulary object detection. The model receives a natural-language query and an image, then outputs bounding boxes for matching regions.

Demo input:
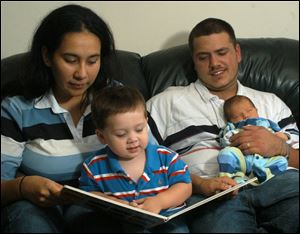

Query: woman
[1,4,122,233]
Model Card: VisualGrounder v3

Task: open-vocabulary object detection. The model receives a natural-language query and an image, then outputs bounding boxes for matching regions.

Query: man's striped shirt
[146,80,299,178]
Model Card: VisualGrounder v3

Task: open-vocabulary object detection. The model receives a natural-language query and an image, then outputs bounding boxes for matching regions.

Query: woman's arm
[1,178,24,206]
[2,176,63,207]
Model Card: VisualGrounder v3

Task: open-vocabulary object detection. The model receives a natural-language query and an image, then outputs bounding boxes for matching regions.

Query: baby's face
[228,99,259,123]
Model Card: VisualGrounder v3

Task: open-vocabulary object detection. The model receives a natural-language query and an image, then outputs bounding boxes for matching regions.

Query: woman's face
[43,31,101,101]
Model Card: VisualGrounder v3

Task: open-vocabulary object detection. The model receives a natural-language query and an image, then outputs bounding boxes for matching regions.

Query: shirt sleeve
[163,148,191,186]
[1,97,26,179]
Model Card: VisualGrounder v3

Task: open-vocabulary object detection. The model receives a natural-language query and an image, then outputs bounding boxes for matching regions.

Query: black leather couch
[1,38,299,126]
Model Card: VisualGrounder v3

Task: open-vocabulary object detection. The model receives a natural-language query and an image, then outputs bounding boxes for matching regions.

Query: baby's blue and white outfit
[218,117,288,184]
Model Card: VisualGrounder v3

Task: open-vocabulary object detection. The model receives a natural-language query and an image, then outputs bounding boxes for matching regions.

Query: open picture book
[61,177,257,228]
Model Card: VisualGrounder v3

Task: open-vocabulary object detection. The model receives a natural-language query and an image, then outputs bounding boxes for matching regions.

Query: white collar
[33,89,91,116]
[194,79,245,103]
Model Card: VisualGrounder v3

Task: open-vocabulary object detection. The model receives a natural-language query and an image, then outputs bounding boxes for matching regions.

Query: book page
[61,177,257,228]
[61,185,167,228]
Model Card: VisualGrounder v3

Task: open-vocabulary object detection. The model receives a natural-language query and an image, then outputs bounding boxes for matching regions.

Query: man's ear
[235,43,242,63]
[96,129,106,144]
[42,47,51,67]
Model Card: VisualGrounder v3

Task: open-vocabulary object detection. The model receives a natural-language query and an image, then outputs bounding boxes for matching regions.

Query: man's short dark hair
[188,18,237,52]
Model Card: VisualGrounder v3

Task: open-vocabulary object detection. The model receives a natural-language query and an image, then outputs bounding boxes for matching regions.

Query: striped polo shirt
[1,90,104,182]
[79,144,191,215]
[147,80,299,178]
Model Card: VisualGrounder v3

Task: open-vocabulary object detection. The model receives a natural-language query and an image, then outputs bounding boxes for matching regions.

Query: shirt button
[129,181,133,184]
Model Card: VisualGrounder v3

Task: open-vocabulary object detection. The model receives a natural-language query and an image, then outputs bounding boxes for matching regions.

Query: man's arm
[288,147,299,168]
[230,125,299,169]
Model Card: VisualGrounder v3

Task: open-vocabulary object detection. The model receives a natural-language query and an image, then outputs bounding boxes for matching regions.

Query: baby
[218,95,288,184]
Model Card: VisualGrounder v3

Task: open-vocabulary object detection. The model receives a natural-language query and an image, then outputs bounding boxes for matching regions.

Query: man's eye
[198,55,208,61]
[218,50,228,56]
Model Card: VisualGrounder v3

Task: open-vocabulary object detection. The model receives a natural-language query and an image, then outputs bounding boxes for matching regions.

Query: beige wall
[1,1,299,58]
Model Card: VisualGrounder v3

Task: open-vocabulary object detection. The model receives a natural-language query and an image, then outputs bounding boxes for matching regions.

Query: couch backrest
[142,38,299,126]
[1,38,299,126]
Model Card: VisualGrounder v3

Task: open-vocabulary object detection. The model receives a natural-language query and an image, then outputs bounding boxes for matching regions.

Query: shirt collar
[194,79,245,102]
[194,79,216,103]
[34,89,67,114]
[104,144,161,175]
[145,143,162,172]
[102,147,123,173]
[236,81,246,95]
[33,89,91,116]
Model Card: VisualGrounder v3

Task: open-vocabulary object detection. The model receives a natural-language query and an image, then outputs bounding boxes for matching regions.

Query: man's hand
[191,175,237,197]
[230,125,284,157]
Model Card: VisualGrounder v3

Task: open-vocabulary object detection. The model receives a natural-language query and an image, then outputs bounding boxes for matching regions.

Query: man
[146,18,299,232]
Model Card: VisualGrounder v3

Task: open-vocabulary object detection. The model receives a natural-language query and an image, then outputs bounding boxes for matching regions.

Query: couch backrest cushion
[114,50,149,100]
[237,38,298,121]
[142,38,299,125]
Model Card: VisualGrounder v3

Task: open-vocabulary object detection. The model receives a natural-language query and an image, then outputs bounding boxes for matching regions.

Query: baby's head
[223,95,259,123]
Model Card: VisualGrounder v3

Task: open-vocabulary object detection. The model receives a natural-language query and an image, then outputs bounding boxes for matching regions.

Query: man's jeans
[188,169,299,233]
[1,202,122,233]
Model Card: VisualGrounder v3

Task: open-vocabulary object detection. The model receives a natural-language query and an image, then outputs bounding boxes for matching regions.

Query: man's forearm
[288,147,299,169]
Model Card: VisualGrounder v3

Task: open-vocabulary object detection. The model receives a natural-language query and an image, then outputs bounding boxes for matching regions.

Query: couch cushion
[115,50,149,100]
[237,38,299,124]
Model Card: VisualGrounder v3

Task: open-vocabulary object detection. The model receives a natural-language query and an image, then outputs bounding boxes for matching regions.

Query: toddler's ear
[96,129,106,144]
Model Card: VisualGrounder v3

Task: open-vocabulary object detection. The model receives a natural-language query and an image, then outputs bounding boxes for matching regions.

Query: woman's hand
[21,175,63,207]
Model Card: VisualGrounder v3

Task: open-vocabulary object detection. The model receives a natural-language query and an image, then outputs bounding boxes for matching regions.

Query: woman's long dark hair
[22,4,117,103]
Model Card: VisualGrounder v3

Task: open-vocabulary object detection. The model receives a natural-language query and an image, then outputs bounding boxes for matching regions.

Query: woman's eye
[64,57,77,63]
[87,56,100,65]
[87,59,97,64]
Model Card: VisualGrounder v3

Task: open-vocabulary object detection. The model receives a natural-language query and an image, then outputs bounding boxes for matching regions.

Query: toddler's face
[96,106,148,160]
